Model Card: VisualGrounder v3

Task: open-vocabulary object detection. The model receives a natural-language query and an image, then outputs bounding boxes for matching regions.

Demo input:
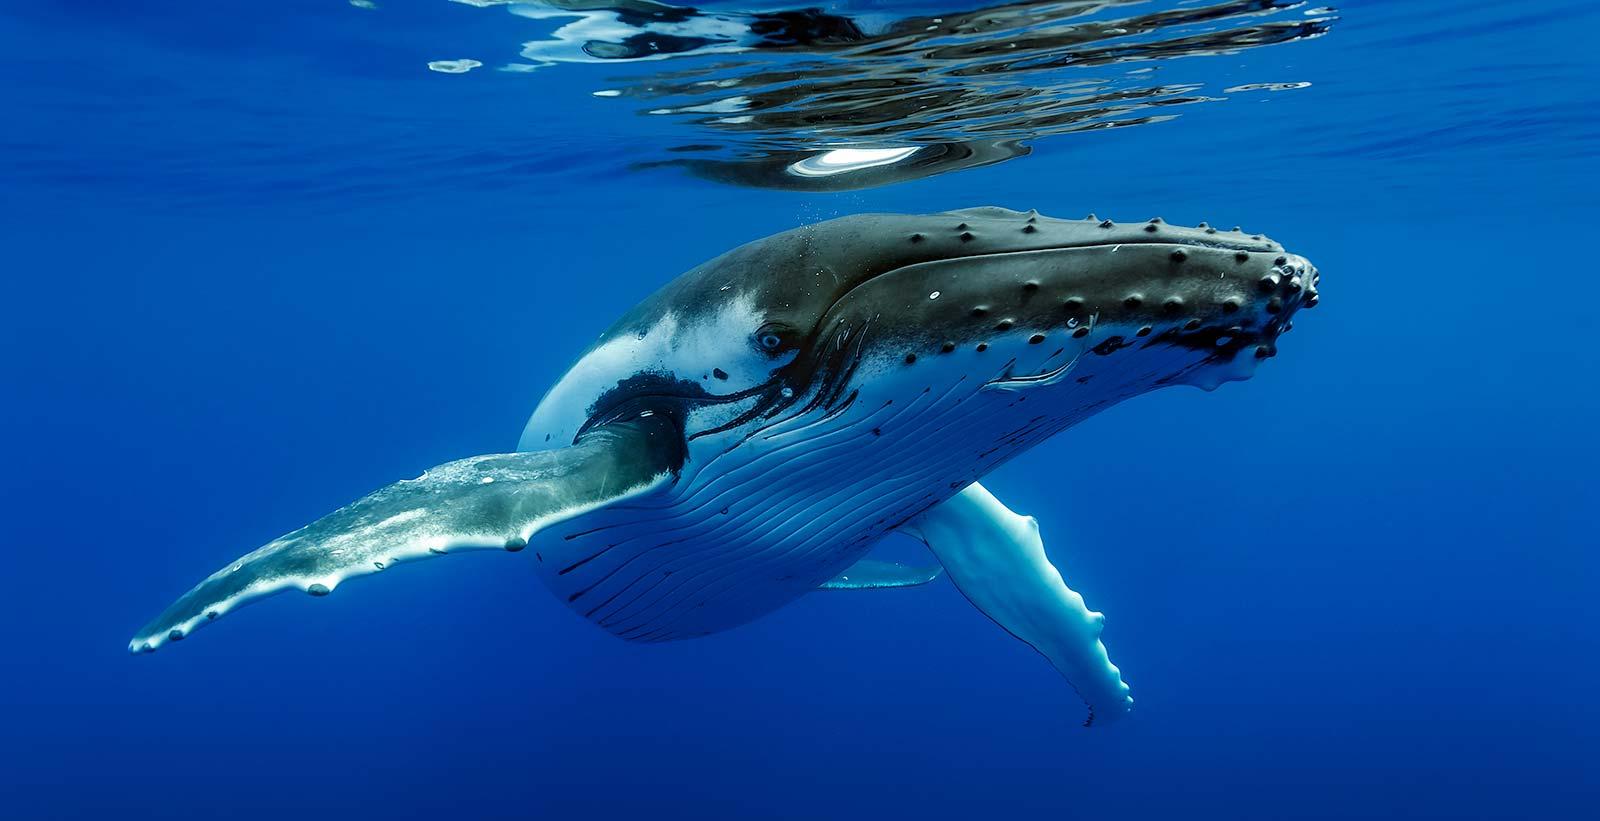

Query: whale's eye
[753,322,796,355]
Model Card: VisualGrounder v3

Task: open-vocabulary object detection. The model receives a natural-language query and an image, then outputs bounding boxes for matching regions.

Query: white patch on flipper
[374,509,427,529]
[901,482,1132,726]
[128,450,676,654]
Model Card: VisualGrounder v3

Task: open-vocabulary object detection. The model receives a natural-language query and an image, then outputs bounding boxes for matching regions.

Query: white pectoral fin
[128,416,682,654]
[902,483,1132,726]
[817,559,943,590]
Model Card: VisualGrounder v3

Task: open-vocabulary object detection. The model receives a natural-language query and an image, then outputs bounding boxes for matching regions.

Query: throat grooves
[541,370,1004,640]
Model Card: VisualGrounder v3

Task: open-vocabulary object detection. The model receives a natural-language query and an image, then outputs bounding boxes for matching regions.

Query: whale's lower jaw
[528,329,1186,642]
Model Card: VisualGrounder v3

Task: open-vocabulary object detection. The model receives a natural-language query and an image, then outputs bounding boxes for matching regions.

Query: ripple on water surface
[454,0,1335,190]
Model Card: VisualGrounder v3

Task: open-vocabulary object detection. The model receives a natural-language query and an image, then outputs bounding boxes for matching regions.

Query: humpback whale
[129,206,1319,725]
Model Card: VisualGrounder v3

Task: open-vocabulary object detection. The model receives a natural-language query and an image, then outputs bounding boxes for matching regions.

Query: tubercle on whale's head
[525,207,1319,447]
[796,208,1321,400]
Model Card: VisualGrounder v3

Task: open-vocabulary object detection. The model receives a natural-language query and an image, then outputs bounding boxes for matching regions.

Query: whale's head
[521,206,1319,455]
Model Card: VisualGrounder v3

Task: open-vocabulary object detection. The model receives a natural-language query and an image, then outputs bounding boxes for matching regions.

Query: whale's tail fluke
[128,415,683,654]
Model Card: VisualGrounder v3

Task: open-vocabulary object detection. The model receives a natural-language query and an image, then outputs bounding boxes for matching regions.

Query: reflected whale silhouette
[481,0,1335,189]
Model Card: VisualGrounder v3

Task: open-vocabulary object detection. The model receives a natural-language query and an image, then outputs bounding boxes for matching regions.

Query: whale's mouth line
[794,234,1264,366]
[677,239,1199,438]
[950,236,1266,256]
[579,227,1290,444]
[808,232,1273,333]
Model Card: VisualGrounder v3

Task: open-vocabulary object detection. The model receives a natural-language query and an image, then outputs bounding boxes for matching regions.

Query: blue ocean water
[3,1,1597,818]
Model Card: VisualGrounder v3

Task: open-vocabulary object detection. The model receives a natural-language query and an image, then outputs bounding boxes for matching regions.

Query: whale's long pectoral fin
[128,416,683,654]
[817,559,943,590]
[901,483,1132,726]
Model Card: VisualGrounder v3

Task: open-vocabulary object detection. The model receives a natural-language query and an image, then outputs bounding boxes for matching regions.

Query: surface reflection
[481,0,1335,190]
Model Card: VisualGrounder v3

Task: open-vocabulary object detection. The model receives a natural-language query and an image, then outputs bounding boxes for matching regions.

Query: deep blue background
[3,2,1597,819]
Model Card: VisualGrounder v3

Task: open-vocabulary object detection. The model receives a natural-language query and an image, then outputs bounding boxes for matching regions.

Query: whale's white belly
[529,371,1006,640]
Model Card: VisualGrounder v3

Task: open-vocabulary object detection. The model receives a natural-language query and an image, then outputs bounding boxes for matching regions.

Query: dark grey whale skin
[578,206,1312,435]
[129,206,1319,655]
[600,206,1288,344]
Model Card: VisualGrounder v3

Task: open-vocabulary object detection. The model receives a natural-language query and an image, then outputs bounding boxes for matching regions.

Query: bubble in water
[1224,82,1312,93]
[427,59,483,74]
